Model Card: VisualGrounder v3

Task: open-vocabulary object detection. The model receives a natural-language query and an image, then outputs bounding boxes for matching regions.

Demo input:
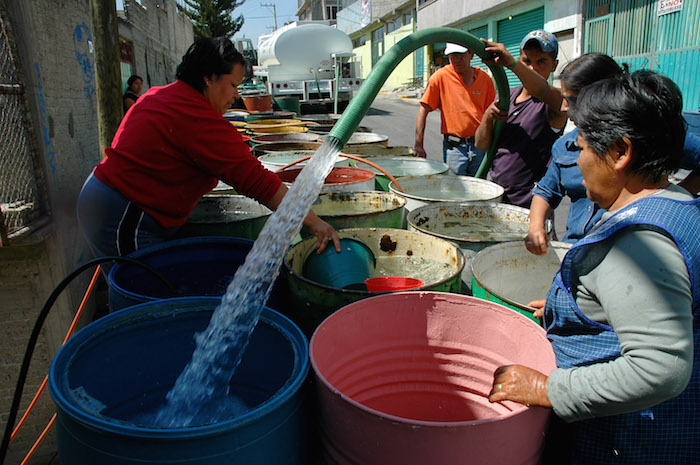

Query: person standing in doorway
[123,74,143,113]
[414,43,496,176]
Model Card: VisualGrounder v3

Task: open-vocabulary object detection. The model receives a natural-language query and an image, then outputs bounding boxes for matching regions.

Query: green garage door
[466,24,490,74]
[497,7,545,88]
[585,0,700,111]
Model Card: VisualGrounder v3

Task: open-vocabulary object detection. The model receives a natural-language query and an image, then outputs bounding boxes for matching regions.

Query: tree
[182,0,246,39]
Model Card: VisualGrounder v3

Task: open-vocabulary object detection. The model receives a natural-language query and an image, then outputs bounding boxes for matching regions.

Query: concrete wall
[337,0,362,35]
[119,0,194,91]
[382,22,415,89]
[351,33,372,78]
[417,0,519,30]
[298,0,326,20]
[1,1,192,463]
[1,0,101,463]
[371,0,408,21]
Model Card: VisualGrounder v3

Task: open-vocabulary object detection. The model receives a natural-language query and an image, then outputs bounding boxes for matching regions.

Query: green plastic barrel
[470,241,571,322]
[407,202,532,294]
[283,227,464,336]
[177,195,272,240]
[301,191,407,235]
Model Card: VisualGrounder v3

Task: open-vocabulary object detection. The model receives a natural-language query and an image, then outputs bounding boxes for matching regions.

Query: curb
[375,91,422,104]
[400,95,421,104]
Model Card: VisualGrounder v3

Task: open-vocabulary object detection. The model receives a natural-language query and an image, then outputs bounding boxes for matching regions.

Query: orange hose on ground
[274,153,404,192]
[18,414,55,465]
[10,265,101,445]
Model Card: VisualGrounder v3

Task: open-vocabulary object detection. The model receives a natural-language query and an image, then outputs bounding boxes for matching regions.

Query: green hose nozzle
[327,27,510,179]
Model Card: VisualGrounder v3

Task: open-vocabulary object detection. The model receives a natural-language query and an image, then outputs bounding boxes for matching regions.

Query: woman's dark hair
[570,70,685,183]
[560,53,627,96]
[176,37,245,93]
[127,74,142,86]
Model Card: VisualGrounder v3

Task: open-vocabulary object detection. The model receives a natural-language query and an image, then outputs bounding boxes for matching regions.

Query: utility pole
[90,0,122,157]
[261,3,277,30]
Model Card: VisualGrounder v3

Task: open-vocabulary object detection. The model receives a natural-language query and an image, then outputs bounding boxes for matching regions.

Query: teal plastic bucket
[48,297,309,465]
[273,96,301,115]
[303,237,375,290]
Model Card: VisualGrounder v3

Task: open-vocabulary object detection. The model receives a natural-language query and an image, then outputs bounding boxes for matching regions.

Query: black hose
[0,256,178,465]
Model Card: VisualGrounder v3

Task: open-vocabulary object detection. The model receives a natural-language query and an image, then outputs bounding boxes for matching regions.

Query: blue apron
[543,196,700,464]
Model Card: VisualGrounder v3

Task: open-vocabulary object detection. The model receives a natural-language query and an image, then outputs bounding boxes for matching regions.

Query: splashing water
[154,138,343,428]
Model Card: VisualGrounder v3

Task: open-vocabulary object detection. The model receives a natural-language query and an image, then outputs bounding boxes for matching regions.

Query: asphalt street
[359,93,443,162]
[358,92,571,238]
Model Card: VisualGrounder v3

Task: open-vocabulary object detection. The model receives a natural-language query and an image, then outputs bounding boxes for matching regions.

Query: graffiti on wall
[34,63,56,177]
[73,22,96,98]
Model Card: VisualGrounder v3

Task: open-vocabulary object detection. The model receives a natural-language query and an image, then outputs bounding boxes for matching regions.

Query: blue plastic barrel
[48,297,309,465]
[107,236,289,314]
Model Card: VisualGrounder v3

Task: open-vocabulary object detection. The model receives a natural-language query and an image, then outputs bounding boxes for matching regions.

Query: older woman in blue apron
[488,70,700,464]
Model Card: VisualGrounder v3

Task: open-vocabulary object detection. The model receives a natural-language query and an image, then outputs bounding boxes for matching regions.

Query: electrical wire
[18,415,55,465]
[0,256,178,465]
[9,266,101,442]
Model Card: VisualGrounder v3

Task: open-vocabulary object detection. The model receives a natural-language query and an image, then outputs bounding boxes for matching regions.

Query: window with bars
[0,5,50,245]
[386,16,401,33]
[326,5,338,20]
[352,35,366,48]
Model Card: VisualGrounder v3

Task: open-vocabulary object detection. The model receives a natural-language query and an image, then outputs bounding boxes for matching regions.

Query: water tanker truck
[252,22,363,112]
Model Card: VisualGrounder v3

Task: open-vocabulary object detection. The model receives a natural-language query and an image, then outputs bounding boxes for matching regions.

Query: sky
[115,0,300,47]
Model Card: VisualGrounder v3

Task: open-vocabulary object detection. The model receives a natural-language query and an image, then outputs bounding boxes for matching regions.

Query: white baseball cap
[444,43,469,55]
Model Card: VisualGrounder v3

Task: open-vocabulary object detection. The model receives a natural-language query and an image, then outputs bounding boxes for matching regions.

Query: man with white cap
[475,30,567,208]
[415,42,496,176]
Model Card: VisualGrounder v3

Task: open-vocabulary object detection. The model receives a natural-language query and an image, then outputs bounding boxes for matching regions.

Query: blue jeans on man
[442,134,485,176]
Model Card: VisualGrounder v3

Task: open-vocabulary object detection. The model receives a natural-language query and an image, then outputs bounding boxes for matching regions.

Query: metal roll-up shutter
[497,7,545,88]
[467,25,490,73]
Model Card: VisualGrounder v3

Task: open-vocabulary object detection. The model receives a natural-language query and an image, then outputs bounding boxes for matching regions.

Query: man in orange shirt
[414,43,496,176]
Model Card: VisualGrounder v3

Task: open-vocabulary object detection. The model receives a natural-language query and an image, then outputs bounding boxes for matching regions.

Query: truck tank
[257,23,353,82]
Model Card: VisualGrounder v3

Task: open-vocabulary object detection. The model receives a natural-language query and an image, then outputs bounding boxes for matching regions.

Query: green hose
[327,27,510,179]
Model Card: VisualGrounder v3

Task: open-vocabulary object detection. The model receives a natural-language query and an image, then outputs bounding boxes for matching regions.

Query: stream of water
[153,138,343,428]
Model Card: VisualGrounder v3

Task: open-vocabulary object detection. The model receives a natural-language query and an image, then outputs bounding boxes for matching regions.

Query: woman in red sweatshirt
[77,37,338,265]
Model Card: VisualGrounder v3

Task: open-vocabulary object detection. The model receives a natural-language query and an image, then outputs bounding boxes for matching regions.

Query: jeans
[442,138,485,176]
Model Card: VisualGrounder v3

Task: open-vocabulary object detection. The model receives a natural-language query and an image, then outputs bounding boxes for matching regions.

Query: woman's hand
[305,213,341,254]
[527,299,547,319]
[489,365,552,408]
[525,226,549,256]
[480,39,517,69]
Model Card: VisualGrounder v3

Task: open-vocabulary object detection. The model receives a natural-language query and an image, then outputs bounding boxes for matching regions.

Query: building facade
[117,0,194,94]
[415,0,699,111]
[338,0,419,90]
[297,0,339,23]
[417,0,582,88]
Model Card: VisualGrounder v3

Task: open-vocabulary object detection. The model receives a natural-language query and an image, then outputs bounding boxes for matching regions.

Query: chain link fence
[0,4,49,245]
